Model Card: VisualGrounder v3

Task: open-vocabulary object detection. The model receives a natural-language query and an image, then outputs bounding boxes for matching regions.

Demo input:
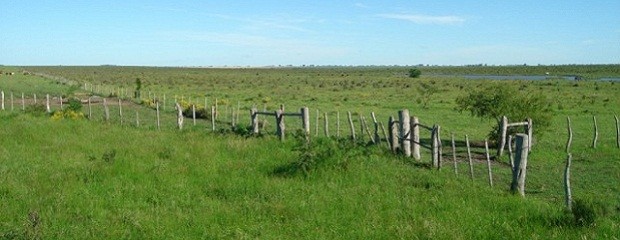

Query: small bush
[408,68,422,78]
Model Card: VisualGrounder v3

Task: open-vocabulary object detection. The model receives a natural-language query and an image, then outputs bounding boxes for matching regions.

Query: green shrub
[408,68,422,78]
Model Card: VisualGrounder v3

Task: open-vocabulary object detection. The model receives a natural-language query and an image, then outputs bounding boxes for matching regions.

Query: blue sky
[1,0,619,66]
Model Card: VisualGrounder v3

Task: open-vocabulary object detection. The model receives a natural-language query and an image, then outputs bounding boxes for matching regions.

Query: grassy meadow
[0,65,619,239]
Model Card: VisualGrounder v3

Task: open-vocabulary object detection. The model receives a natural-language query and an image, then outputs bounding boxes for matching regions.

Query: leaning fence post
[592,116,598,148]
[348,111,356,141]
[379,122,390,149]
[511,134,530,197]
[485,139,493,187]
[399,110,411,157]
[411,116,421,160]
[564,153,573,211]
[498,116,508,157]
[466,134,474,180]
[371,112,379,144]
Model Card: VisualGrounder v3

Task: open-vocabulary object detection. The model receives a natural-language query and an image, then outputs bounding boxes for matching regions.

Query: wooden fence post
[135,111,140,127]
[431,125,439,168]
[388,116,399,153]
[336,111,341,137]
[315,109,319,137]
[371,112,379,144]
[411,116,420,160]
[498,116,508,157]
[156,102,161,130]
[276,108,285,141]
[358,114,365,142]
[46,94,51,113]
[176,103,184,130]
[592,116,598,148]
[526,118,533,152]
[10,92,13,111]
[324,112,329,137]
[466,134,474,180]
[399,110,411,157]
[302,107,310,137]
[251,107,259,134]
[380,122,389,149]
[451,133,457,175]
[485,139,493,187]
[211,105,216,131]
[564,153,573,211]
[34,94,37,104]
[88,97,92,119]
[566,117,573,153]
[348,111,356,140]
[0,91,4,111]
[192,104,197,126]
[21,93,25,111]
[118,99,123,125]
[103,98,110,122]
[511,134,530,197]
[362,116,374,143]
[60,96,63,110]
[508,135,514,169]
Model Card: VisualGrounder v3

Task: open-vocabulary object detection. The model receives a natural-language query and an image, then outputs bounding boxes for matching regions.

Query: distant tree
[408,68,422,78]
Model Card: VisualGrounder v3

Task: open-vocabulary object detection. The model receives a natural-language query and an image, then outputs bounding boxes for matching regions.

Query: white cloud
[378,13,465,25]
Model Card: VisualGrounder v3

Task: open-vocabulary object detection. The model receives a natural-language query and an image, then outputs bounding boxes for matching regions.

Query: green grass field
[1,65,619,239]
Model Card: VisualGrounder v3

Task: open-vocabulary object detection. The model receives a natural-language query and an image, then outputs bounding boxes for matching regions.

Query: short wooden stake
[466,134,474,180]
[511,134,530,197]
[192,104,197,126]
[592,116,598,148]
[0,91,4,111]
[21,93,25,111]
[399,110,411,157]
[371,112,379,144]
[411,116,421,160]
[251,107,259,134]
[10,92,13,111]
[485,139,493,187]
[211,105,216,131]
[566,117,573,153]
[135,111,140,127]
[564,153,573,211]
[451,133,457,175]
[34,94,37,104]
[348,111,356,140]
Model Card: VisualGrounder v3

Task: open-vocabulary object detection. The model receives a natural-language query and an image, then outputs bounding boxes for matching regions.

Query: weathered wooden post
[156,102,161,130]
[564,153,572,211]
[33,94,37,104]
[371,112,379,144]
[348,111,356,140]
[236,101,241,126]
[380,122,389,149]
[485,139,493,187]
[192,104,197,126]
[88,97,92,119]
[411,116,420,160]
[0,91,4,110]
[452,133,457,175]
[21,93,25,111]
[46,94,51,113]
[211,105,216,131]
[10,92,13,111]
[214,98,219,120]
[388,116,399,153]
[508,135,514,169]
[592,116,598,148]
[135,111,140,127]
[118,99,123,125]
[431,125,439,168]
[466,134,474,180]
[103,98,110,122]
[251,107,259,134]
[324,112,329,137]
[276,108,285,141]
[358,114,365,142]
[526,118,533,152]
[230,107,235,128]
[566,117,573,153]
[302,107,310,137]
[511,134,530,197]
[175,103,184,130]
[399,110,411,157]
[498,116,508,157]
